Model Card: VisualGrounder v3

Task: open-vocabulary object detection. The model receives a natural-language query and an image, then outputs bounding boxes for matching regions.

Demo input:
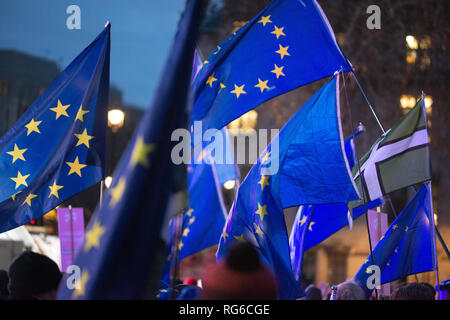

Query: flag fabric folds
[160,159,229,287]
[289,199,382,282]
[354,183,435,299]
[353,99,431,203]
[57,0,201,299]
[217,74,359,299]
[289,134,382,281]
[0,25,110,233]
[191,0,351,132]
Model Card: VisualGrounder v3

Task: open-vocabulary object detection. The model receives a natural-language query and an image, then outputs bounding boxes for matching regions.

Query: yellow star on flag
[11,191,21,201]
[25,118,42,136]
[222,226,229,241]
[299,215,308,226]
[11,171,30,189]
[186,208,194,216]
[109,177,126,207]
[6,144,27,163]
[48,180,63,199]
[50,99,70,119]
[258,175,269,191]
[72,271,89,299]
[393,224,398,230]
[75,105,90,122]
[178,241,184,250]
[271,26,286,39]
[255,203,268,221]
[234,234,245,242]
[182,227,190,237]
[276,44,290,59]
[271,64,285,78]
[213,46,221,54]
[254,78,269,93]
[230,84,246,99]
[254,223,264,237]
[258,15,272,26]
[66,156,87,177]
[219,83,226,89]
[188,216,196,225]
[206,73,218,87]
[308,221,315,231]
[405,226,409,232]
[261,151,271,164]
[22,193,37,206]
[74,128,94,148]
[84,220,105,251]
[130,137,154,168]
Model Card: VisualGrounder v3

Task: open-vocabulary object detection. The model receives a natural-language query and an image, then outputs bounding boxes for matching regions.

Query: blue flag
[217,74,359,299]
[289,133,382,281]
[160,161,228,287]
[354,183,436,299]
[57,0,201,299]
[0,25,110,233]
[191,0,351,131]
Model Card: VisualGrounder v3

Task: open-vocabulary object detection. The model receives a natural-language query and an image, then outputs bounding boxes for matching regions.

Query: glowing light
[108,109,125,128]
[104,176,112,189]
[406,35,418,50]
[224,180,236,190]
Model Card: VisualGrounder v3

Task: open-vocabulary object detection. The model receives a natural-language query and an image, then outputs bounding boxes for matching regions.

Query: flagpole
[351,70,450,262]
[340,68,378,299]
[427,182,441,300]
[209,156,229,219]
[169,213,183,300]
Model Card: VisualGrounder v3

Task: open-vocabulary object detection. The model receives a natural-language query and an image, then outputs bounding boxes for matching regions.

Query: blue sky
[0,0,187,109]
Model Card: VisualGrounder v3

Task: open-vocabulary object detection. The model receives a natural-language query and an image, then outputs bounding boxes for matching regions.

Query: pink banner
[57,207,85,272]
[368,209,390,296]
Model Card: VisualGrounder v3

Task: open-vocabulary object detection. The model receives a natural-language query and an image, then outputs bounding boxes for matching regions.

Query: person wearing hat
[8,251,62,300]
[200,241,278,300]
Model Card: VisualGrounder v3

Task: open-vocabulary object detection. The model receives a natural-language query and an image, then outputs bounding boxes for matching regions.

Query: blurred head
[8,251,62,300]
[391,282,436,300]
[0,270,9,300]
[304,284,322,300]
[336,280,365,300]
[200,241,277,299]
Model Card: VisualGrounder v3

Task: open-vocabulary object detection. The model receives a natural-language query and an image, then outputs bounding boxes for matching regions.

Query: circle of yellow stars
[6,98,96,209]
[203,14,290,101]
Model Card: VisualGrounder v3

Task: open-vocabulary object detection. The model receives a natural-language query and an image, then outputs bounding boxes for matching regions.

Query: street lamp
[223,180,236,190]
[104,176,112,188]
[108,109,125,132]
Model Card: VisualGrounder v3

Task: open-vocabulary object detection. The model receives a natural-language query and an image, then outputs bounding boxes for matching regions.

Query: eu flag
[354,183,436,299]
[160,129,239,289]
[289,134,382,281]
[57,0,201,299]
[217,74,359,299]
[191,0,351,131]
[0,25,110,233]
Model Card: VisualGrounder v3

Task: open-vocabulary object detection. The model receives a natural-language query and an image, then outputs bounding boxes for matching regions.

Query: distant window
[0,81,8,96]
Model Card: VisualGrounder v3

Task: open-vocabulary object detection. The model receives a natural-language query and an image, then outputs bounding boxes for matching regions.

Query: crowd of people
[0,242,448,300]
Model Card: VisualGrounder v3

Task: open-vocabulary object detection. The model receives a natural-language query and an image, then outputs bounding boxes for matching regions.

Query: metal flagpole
[340,68,378,299]
[209,155,229,219]
[169,213,183,300]
[350,70,450,262]
[427,182,441,300]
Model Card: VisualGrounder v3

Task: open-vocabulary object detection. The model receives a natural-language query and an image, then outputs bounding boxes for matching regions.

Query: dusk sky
[0,0,187,109]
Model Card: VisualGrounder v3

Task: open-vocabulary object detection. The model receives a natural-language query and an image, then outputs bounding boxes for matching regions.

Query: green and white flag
[353,98,431,202]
